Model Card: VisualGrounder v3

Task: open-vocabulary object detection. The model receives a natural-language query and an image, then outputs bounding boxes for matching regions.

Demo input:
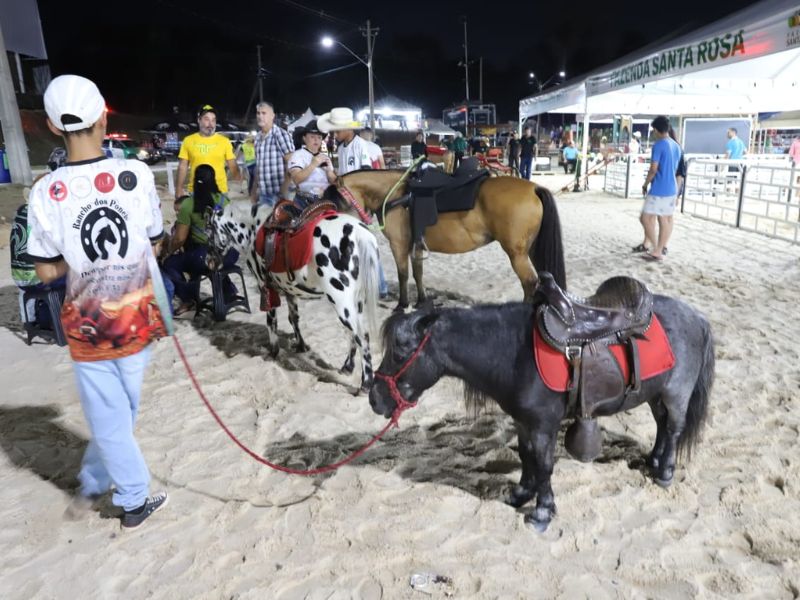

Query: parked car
[102,134,158,164]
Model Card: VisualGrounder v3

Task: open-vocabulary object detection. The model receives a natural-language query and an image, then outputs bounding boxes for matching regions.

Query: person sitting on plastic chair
[161,165,239,314]
[10,149,68,331]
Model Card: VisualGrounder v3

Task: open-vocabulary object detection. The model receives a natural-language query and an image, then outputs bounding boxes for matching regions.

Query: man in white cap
[318,107,389,296]
[26,74,171,529]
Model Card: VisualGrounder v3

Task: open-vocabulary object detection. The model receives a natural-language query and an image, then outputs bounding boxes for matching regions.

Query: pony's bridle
[374,331,432,424]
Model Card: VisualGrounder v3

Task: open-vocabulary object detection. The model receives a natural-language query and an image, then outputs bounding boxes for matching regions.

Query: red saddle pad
[255,210,338,274]
[533,314,676,393]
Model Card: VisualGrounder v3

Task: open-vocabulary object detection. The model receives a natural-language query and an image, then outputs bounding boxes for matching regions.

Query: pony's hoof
[294,342,310,353]
[655,476,673,488]
[393,303,409,313]
[524,513,551,533]
[505,486,534,508]
[268,346,280,359]
[414,299,433,311]
[339,364,355,375]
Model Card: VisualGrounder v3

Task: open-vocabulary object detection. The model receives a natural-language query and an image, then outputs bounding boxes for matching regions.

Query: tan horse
[323,170,566,310]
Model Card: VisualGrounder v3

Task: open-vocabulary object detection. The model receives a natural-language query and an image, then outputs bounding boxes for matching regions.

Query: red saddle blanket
[254,210,338,274]
[533,314,676,392]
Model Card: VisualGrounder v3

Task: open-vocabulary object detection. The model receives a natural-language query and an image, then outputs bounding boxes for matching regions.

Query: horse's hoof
[505,486,534,508]
[269,346,280,359]
[524,513,550,533]
[294,343,310,353]
[339,364,355,375]
[393,303,409,313]
[655,476,673,488]
[414,299,433,311]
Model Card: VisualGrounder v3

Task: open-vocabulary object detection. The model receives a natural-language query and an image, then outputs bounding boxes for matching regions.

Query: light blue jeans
[72,347,152,511]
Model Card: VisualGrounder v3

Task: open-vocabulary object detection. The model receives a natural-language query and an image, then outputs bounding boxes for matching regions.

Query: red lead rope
[173,335,411,476]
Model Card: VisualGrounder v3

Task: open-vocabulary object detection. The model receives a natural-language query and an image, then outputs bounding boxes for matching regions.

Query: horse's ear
[414,312,439,336]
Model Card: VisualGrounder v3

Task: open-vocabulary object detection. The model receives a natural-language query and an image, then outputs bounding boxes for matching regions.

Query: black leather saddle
[534,272,655,462]
[402,160,490,246]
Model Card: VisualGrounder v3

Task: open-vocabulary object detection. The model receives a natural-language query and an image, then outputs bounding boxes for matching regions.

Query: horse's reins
[173,330,430,475]
[336,156,426,230]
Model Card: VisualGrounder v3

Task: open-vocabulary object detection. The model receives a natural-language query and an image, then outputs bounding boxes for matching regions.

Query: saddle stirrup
[412,238,430,261]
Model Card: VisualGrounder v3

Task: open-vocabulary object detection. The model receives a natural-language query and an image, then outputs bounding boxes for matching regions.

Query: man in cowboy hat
[318,107,389,297]
[318,107,381,174]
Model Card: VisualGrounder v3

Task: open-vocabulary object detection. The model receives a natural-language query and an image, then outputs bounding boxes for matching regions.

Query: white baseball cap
[44,75,106,132]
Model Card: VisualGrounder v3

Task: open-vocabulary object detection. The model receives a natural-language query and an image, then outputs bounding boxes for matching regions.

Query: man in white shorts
[639,115,682,261]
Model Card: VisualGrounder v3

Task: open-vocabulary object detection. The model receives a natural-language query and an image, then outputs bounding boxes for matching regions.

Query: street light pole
[324,24,378,131]
[364,20,376,131]
[256,45,265,102]
[0,24,32,185]
[462,16,470,137]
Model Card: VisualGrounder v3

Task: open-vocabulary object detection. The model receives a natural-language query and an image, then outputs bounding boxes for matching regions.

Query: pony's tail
[678,319,715,460]
[357,228,380,340]
[530,185,567,290]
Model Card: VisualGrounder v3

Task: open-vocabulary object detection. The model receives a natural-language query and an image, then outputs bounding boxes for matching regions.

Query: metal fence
[603,156,651,198]
[682,157,800,244]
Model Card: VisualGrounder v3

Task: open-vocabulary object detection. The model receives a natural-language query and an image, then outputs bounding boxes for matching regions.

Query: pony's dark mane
[381,303,536,418]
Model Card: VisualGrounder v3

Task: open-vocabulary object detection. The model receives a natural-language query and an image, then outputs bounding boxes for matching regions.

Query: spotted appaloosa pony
[370,297,714,531]
[207,203,381,391]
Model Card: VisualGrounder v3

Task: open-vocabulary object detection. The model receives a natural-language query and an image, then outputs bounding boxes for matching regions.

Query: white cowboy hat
[633,131,642,138]
[318,107,361,133]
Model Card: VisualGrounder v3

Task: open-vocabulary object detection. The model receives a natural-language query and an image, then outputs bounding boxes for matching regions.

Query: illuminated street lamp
[320,23,379,130]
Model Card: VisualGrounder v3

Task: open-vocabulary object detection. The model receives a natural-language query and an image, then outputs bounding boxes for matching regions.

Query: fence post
[624,156,631,199]
[681,158,692,214]
[735,165,747,228]
[166,162,176,196]
[789,162,796,204]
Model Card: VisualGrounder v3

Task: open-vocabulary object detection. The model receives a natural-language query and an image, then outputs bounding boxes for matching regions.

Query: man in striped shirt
[251,101,294,209]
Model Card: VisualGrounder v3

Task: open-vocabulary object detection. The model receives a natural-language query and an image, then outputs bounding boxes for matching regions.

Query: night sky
[38,0,761,122]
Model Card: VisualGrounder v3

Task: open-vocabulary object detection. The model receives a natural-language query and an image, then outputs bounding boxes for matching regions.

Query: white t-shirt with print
[337,135,381,175]
[27,156,171,362]
[288,147,333,196]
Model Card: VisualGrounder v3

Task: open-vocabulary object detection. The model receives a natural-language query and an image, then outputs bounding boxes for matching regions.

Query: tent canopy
[520,0,800,120]
[759,110,800,129]
[288,108,315,132]
[423,118,457,136]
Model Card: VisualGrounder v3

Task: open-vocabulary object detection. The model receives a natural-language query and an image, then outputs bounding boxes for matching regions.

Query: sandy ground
[1,173,800,599]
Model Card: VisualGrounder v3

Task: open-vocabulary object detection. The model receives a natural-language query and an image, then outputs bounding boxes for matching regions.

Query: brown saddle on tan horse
[534,272,654,461]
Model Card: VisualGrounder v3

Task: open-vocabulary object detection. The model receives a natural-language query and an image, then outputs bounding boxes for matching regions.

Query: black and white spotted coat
[209,203,381,390]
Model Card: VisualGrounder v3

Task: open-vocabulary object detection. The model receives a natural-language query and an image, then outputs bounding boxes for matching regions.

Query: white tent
[519,0,800,175]
[423,118,458,136]
[520,0,800,120]
[288,108,315,132]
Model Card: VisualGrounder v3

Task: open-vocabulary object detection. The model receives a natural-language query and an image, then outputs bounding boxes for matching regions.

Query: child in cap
[27,74,171,529]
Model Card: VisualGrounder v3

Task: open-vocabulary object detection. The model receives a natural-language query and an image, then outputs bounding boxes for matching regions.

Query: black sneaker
[120,491,169,530]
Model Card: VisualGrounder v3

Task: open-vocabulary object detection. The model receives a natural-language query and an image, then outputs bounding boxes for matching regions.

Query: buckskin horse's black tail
[678,318,715,460]
[530,185,567,290]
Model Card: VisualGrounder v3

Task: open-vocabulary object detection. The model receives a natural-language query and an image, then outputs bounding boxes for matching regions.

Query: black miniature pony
[369,294,714,531]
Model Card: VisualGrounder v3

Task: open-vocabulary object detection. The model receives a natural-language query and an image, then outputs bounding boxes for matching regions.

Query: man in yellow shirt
[175,104,239,200]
